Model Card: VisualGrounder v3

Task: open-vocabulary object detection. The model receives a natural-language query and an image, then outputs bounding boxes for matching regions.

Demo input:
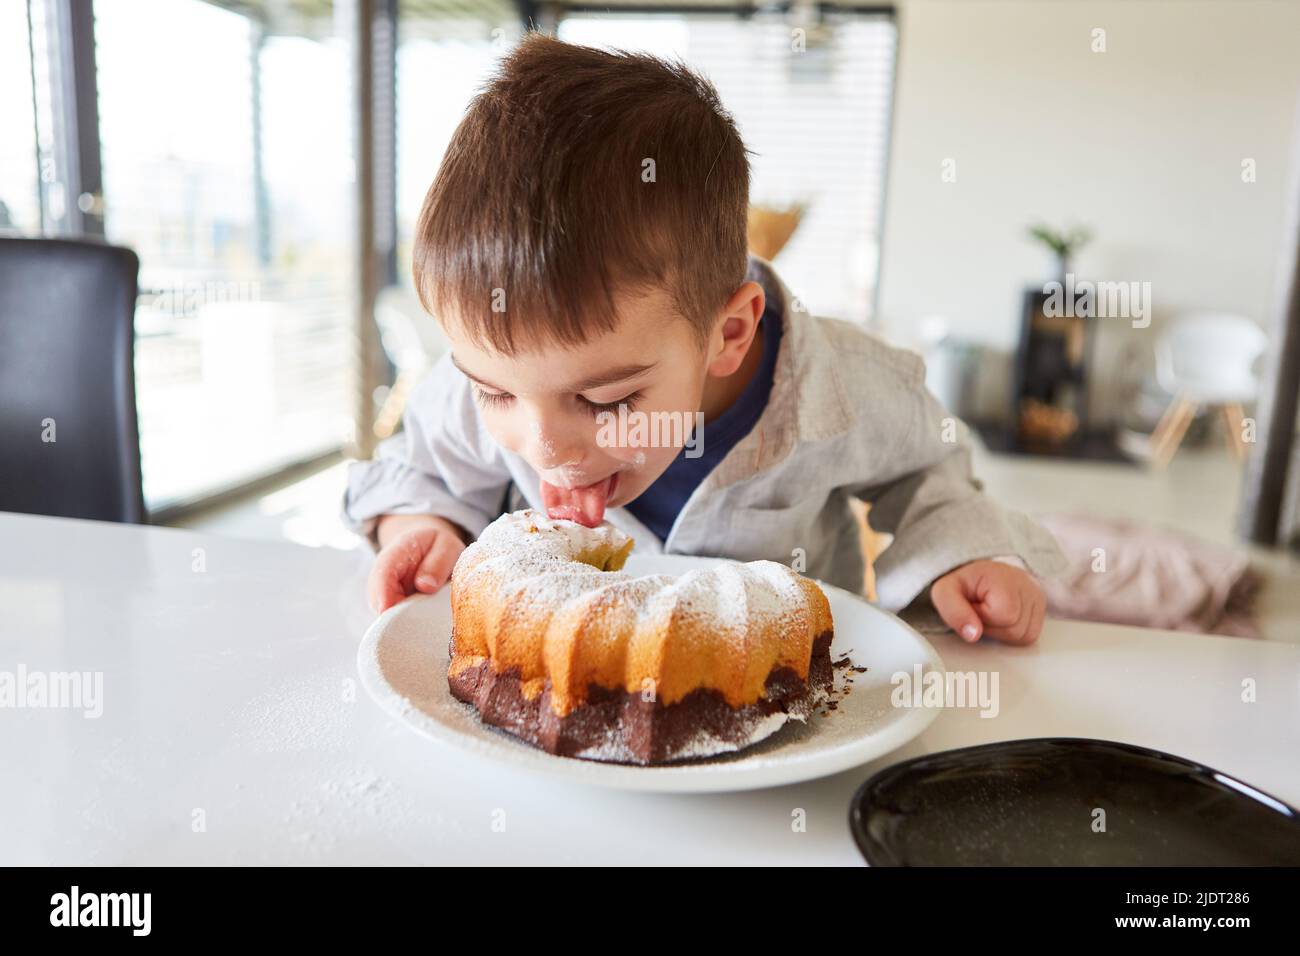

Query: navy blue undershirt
[625,295,784,542]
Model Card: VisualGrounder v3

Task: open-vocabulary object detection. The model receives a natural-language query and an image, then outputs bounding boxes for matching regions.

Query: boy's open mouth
[540,472,620,527]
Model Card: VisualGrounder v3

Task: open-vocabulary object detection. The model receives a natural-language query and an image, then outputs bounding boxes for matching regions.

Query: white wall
[876,0,1300,423]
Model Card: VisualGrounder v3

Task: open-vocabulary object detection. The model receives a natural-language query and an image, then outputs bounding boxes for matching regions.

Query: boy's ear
[706,280,765,376]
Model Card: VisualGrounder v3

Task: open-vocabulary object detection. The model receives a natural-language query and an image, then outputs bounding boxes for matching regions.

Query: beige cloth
[1032,513,1262,638]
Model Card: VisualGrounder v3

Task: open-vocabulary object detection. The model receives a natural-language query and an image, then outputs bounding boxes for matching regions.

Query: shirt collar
[705,253,856,489]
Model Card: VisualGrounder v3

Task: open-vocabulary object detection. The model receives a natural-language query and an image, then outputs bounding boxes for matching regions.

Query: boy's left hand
[928,560,1046,646]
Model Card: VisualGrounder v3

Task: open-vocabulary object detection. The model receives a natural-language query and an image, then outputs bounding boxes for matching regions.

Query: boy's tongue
[540,475,614,527]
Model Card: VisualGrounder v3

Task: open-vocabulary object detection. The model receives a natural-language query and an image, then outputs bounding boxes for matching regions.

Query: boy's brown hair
[411,31,752,356]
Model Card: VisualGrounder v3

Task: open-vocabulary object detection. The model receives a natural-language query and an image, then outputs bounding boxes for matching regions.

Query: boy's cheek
[617,440,689,482]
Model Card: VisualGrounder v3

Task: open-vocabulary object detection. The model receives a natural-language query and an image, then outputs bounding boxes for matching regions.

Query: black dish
[850,737,1300,866]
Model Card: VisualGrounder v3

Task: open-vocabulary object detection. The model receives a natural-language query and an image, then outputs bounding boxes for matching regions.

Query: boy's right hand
[368,514,468,614]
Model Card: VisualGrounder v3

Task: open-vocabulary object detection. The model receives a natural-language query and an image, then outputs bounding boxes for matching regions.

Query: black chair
[0,237,146,523]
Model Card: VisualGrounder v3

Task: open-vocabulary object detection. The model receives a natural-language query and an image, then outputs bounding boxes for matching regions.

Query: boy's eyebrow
[565,362,659,392]
[450,354,505,391]
[451,353,658,393]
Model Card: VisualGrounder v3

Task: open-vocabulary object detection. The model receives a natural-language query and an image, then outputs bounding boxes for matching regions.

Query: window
[0,1,42,234]
[94,0,356,509]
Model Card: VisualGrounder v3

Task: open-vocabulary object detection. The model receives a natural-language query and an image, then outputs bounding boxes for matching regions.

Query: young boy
[342,32,1067,644]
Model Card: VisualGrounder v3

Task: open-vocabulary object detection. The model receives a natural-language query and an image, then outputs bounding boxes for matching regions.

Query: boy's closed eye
[471,385,643,416]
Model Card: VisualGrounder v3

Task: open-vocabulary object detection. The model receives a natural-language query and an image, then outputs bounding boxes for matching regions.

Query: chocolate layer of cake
[448,631,834,765]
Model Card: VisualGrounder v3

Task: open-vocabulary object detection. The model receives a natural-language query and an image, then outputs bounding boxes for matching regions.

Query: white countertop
[2,510,1297,865]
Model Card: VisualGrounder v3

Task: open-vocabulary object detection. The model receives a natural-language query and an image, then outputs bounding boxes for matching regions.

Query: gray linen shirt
[341,254,1068,611]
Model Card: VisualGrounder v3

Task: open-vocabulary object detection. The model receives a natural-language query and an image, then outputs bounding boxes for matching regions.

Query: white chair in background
[1149,312,1267,466]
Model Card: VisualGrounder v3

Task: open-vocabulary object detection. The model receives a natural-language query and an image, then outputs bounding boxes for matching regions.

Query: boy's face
[443,280,762,527]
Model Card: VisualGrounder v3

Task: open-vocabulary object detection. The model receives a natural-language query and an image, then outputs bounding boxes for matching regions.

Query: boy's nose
[528,419,586,471]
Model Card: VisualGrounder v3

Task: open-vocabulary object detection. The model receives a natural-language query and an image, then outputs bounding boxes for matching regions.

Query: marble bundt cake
[447,509,834,765]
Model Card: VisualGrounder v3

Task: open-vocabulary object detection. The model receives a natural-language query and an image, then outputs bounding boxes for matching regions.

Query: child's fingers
[414,532,463,593]
[368,529,434,613]
[931,562,1045,645]
[368,555,410,614]
[985,590,1045,646]
[972,576,1025,630]
[929,574,983,643]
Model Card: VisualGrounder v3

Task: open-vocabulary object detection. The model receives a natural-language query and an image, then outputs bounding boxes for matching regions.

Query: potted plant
[1028,222,1092,284]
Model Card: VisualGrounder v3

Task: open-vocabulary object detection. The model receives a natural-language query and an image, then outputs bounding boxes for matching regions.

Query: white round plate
[357,554,945,793]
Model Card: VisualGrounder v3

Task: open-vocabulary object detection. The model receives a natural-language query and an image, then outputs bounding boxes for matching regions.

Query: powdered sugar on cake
[448,508,835,764]
[458,509,813,648]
